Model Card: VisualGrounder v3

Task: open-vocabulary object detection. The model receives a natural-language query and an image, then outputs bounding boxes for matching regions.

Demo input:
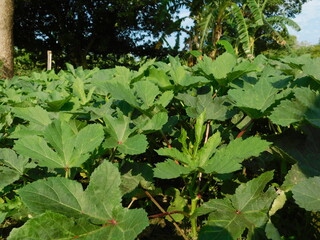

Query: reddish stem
[148,211,189,219]
[236,119,254,138]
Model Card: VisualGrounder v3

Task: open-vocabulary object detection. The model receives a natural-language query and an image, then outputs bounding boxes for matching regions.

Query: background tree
[182,0,307,58]
[13,0,184,69]
[0,0,14,78]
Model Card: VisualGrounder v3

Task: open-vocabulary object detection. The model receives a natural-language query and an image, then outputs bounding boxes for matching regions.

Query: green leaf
[134,112,168,133]
[197,131,221,168]
[0,148,29,189]
[147,68,172,89]
[169,56,209,86]
[177,92,234,121]
[0,148,28,175]
[120,162,154,194]
[14,161,149,239]
[154,160,193,179]
[292,176,320,212]
[197,53,237,85]
[228,77,278,118]
[216,40,236,55]
[13,106,52,126]
[117,134,148,155]
[156,148,192,166]
[265,219,282,240]
[281,164,309,191]
[205,136,271,174]
[156,91,174,108]
[133,81,160,109]
[8,209,148,240]
[74,124,105,155]
[72,76,95,105]
[194,111,206,151]
[0,167,20,190]
[104,81,138,107]
[269,99,305,126]
[104,111,134,143]
[196,171,276,239]
[270,88,320,127]
[14,135,63,169]
[0,212,7,224]
[302,58,320,82]
[8,212,76,240]
[14,120,104,169]
[46,94,72,111]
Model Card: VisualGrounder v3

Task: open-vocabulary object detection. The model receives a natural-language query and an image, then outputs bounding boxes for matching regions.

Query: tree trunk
[0,0,14,79]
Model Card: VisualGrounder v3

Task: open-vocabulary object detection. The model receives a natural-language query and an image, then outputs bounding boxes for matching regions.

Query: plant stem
[65,168,70,178]
[190,197,199,239]
[109,147,117,162]
[144,191,189,240]
[204,120,211,143]
[236,119,254,138]
[189,172,201,239]
[148,211,190,219]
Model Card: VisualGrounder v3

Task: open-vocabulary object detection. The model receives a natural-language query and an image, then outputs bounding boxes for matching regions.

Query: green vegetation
[1,0,320,239]
[1,53,320,239]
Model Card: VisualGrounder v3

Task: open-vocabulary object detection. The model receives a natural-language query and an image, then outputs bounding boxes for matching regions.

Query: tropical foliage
[1,53,320,239]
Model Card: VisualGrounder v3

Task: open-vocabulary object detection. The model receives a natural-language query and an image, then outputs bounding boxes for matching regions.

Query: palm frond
[264,19,293,52]
[231,3,252,56]
[198,7,214,50]
[247,0,264,26]
[266,16,301,31]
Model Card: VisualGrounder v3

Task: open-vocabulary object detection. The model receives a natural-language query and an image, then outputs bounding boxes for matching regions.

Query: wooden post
[47,50,52,70]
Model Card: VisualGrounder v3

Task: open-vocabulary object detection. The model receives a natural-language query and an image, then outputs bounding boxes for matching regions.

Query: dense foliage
[1,52,319,239]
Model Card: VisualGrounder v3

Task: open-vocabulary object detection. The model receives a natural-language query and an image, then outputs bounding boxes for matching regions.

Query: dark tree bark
[0,0,14,79]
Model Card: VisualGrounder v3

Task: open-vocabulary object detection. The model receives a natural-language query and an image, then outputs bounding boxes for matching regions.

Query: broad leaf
[147,68,172,89]
[134,112,168,133]
[281,164,309,191]
[292,177,320,212]
[156,148,192,166]
[103,112,148,154]
[228,77,278,118]
[154,160,193,179]
[205,136,271,174]
[270,88,320,127]
[169,56,209,86]
[13,106,52,126]
[196,171,276,239]
[265,220,282,240]
[302,58,320,82]
[197,132,221,167]
[120,162,154,194]
[133,81,160,109]
[12,161,149,239]
[117,134,148,155]
[104,112,134,143]
[14,120,104,169]
[177,92,234,121]
[0,148,29,189]
[196,53,237,86]
[269,99,305,126]
[104,81,138,107]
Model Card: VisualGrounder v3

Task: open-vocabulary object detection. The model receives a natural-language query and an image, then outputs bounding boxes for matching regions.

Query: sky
[288,0,320,45]
[165,0,320,48]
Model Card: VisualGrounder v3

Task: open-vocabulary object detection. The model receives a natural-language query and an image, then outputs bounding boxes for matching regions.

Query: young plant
[154,111,271,238]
